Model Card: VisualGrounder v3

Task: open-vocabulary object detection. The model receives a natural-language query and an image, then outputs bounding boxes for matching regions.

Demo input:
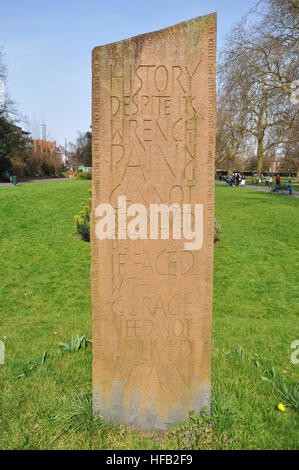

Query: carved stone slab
[91,13,216,430]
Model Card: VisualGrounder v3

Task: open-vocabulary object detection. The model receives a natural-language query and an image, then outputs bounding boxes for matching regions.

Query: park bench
[270,185,288,194]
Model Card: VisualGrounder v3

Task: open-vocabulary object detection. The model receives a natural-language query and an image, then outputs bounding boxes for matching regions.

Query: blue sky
[1,0,255,145]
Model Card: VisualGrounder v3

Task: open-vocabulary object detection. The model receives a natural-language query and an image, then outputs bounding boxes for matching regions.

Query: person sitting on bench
[285,180,294,195]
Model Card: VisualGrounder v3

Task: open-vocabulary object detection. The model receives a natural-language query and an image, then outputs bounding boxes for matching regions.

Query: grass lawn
[0,180,298,450]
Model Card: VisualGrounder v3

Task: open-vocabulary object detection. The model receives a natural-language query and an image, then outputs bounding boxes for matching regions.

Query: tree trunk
[227,156,231,174]
[256,97,266,180]
[257,137,264,180]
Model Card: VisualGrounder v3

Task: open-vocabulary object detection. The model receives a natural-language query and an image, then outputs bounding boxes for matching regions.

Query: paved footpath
[216,181,299,197]
[1,178,298,197]
[0,178,74,187]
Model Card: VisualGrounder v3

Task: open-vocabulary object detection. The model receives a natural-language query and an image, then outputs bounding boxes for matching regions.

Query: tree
[278,155,298,174]
[70,130,92,168]
[216,85,249,172]
[0,48,19,121]
[0,117,27,175]
[245,153,274,172]
[241,0,299,97]
[219,2,298,179]
[0,47,6,84]
[0,48,28,177]
[82,131,92,167]
[279,120,299,175]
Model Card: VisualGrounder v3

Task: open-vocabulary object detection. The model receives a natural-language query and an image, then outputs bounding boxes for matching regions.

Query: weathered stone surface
[91,13,216,430]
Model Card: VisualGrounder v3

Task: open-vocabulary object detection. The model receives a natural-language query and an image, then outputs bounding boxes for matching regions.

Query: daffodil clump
[74,191,91,242]
[75,171,92,180]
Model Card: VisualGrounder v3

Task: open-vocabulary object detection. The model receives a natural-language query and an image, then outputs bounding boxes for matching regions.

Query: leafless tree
[239,0,299,96]
[218,1,298,178]
[216,80,250,172]
[0,47,7,82]
[0,47,18,119]
[279,120,299,175]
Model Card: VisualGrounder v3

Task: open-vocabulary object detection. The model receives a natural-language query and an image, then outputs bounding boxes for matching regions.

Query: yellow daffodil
[278,403,286,412]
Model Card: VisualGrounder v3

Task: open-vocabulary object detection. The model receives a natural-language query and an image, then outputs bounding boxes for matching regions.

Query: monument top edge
[92,12,216,54]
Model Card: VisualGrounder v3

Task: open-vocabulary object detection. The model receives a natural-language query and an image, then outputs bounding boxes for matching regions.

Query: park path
[215,181,299,197]
[0,178,73,187]
[1,178,298,197]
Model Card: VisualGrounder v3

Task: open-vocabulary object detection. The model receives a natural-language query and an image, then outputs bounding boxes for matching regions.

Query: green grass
[0,181,298,449]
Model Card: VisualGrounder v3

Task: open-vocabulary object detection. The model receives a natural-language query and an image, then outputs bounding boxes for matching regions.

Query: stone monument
[91,13,216,430]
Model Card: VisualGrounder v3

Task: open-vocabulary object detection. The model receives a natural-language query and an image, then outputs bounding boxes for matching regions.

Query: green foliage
[275,381,299,411]
[25,151,64,178]
[0,182,298,449]
[261,373,299,412]
[74,189,91,242]
[75,172,92,180]
[82,131,92,167]
[74,131,92,167]
[58,335,92,353]
[13,359,41,379]
[74,190,221,244]
[214,218,222,242]
[0,116,27,176]
[0,117,64,179]
[0,52,64,180]
[12,334,90,381]
[41,158,56,177]
[51,393,100,438]
[234,346,245,358]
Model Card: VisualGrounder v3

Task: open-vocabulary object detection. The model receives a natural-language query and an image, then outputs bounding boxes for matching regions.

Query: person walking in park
[265,176,269,187]
[251,174,255,185]
[269,176,273,187]
[274,174,281,191]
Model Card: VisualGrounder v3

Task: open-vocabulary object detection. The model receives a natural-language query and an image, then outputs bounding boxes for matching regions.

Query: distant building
[33,139,56,155]
[14,125,33,149]
[269,160,280,173]
[55,145,68,165]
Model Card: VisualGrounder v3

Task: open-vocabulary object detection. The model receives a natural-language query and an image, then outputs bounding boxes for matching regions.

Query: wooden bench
[270,185,288,194]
